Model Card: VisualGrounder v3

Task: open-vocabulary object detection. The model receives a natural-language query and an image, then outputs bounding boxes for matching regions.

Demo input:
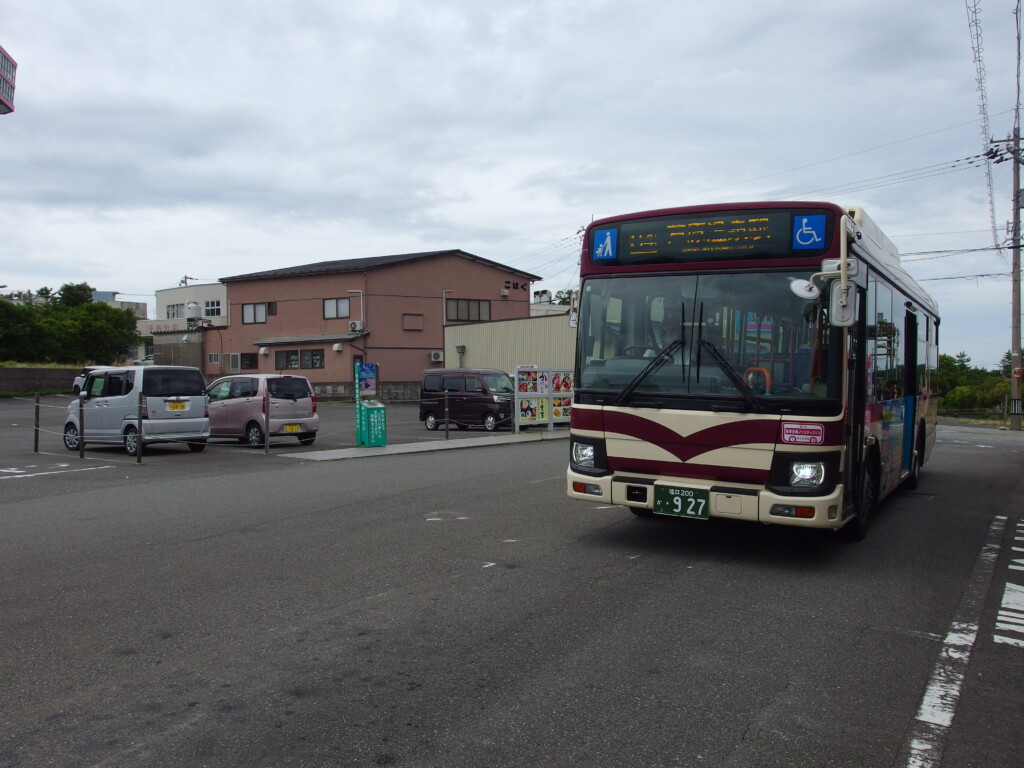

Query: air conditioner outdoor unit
[429,350,444,363]
[349,320,364,332]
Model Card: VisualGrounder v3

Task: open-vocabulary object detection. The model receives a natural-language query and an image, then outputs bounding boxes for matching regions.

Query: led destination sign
[591,209,833,265]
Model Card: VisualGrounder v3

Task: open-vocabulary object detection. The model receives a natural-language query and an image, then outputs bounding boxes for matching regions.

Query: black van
[419,368,515,432]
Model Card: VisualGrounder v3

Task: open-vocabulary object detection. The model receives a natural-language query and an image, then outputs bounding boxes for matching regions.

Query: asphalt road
[1,397,1022,767]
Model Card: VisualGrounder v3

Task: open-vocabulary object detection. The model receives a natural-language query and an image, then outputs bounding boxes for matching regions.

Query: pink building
[212,250,539,399]
[0,44,16,115]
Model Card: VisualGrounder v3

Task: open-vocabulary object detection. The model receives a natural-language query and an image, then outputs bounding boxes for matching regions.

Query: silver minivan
[63,366,210,456]
[207,374,318,447]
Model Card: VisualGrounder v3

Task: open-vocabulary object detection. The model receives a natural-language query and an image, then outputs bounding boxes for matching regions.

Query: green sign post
[355,363,387,447]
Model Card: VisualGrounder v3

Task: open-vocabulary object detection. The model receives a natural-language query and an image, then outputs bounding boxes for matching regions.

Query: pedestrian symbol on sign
[593,229,617,260]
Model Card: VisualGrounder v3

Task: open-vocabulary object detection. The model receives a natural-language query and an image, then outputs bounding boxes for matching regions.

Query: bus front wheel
[841,467,876,541]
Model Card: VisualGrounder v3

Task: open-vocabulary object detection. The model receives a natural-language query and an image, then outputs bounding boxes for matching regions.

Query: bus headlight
[571,440,596,468]
[790,461,826,488]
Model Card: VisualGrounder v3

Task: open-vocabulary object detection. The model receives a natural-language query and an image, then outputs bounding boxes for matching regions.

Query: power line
[776,152,990,200]
[690,110,1013,197]
[919,272,1010,281]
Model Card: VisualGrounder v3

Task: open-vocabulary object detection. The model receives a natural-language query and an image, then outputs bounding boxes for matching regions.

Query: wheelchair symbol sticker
[592,228,617,260]
[792,215,826,250]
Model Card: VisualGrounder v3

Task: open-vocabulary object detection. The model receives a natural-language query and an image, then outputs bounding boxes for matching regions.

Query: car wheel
[424,413,439,431]
[246,422,265,448]
[188,440,207,452]
[124,426,139,457]
[483,413,498,432]
[298,433,316,446]
[63,423,81,451]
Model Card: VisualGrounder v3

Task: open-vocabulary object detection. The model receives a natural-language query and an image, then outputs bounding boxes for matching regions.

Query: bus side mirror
[829,280,855,327]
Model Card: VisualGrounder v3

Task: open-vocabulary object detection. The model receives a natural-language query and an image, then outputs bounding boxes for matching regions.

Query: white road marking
[0,465,115,480]
[899,515,1006,768]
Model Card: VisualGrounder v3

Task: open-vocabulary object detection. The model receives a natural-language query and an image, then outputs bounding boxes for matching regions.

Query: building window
[275,349,299,370]
[301,349,325,369]
[403,313,424,330]
[204,300,222,317]
[243,303,267,324]
[446,298,491,322]
[240,353,259,370]
[207,353,220,364]
[166,303,184,319]
[324,298,351,319]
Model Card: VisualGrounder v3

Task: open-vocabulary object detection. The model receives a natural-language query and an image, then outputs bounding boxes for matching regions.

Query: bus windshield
[577,272,840,404]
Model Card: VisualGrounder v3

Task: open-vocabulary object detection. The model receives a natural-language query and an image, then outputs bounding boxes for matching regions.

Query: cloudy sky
[1,1,1020,368]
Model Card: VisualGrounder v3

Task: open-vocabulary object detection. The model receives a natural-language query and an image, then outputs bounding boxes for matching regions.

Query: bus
[566,202,939,540]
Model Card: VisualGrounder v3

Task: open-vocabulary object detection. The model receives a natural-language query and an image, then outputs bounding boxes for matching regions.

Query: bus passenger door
[845,289,868,517]
[902,310,919,475]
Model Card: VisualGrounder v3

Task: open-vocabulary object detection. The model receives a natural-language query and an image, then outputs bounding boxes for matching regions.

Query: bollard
[264,394,270,454]
[34,394,40,453]
[78,395,85,460]
[136,391,144,464]
[444,390,450,439]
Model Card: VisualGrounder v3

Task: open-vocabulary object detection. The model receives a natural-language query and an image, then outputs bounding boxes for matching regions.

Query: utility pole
[1013,124,1022,431]
[989,130,1023,429]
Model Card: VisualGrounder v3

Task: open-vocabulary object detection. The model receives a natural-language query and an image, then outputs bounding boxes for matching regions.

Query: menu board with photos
[516,366,573,429]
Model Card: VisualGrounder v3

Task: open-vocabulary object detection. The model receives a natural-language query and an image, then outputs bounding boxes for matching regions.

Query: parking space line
[0,465,115,480]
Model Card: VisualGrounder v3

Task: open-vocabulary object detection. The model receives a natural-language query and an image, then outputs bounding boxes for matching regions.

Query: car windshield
[576,272,840,405]
[481,373,514,393]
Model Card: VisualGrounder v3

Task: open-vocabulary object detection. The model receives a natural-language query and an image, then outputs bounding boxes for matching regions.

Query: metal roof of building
[220,250,540,283]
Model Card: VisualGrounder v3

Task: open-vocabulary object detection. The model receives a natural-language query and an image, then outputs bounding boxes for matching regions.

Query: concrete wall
[0,368,78,393]
[0,367,419,403]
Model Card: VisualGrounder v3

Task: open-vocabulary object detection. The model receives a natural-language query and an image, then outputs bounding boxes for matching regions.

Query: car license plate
[168,401,186,411]
[654,486,710,520]
[284,424,301,433]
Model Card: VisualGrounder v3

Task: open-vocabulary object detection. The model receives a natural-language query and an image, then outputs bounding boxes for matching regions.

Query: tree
[0,300,47,361]
[553,289,577,306]
[999,349,1023,378]
[0,286,139,364]
[55,282,95,308]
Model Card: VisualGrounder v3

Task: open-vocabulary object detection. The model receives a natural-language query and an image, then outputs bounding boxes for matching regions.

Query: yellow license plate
[284,424,301,433]
[168,401,186,411]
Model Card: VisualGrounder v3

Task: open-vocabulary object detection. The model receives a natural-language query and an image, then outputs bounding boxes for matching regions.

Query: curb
[281,429,569,461]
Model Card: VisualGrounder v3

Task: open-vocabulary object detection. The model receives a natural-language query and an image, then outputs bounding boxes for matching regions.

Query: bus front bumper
[567,468,845,529]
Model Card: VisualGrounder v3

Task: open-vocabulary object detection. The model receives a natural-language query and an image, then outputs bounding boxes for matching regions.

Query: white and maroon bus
[566,202,938,540]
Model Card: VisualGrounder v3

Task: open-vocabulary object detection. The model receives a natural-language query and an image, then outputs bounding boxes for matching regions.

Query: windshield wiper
[613,338,684,406]
[698,339,764,412]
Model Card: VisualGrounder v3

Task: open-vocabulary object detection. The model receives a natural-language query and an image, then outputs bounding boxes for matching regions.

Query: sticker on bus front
[592,228,618,260]
[792,215,826,250]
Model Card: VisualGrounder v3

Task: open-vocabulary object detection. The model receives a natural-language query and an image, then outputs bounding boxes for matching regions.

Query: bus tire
[841,466,877,541]
[904,429,925,490]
